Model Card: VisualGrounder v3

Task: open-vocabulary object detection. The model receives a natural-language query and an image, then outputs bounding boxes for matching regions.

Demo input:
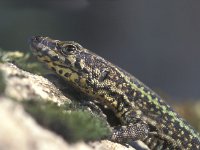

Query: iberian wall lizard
[29,36,200,150]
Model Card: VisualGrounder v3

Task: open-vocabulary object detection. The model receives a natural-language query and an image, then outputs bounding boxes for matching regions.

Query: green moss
[0,70,6,94]
[0,49,24,62]
[23,100,111,142]
[0,49,50,75]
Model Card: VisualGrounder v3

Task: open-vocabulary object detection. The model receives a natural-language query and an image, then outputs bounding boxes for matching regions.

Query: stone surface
[0,63,148,150]
[90,140,137,150]
[0,63,70,105]
[0,97,71,150]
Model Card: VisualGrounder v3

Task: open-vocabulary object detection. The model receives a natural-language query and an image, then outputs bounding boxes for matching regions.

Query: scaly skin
[29,36,200,150]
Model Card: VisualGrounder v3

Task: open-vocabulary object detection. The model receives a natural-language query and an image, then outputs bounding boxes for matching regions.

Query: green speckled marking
[30,36,200,149]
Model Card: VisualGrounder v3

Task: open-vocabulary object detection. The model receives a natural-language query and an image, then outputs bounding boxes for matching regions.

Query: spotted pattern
[30,36,200,150]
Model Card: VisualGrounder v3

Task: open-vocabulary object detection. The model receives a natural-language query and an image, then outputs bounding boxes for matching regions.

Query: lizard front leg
[110,122,149,143]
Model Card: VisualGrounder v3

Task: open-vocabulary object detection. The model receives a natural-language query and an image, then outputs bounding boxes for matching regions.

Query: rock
[0,97,88,150]
[0,63,70,105]
[0,62,149,150]
[90,140,137,150]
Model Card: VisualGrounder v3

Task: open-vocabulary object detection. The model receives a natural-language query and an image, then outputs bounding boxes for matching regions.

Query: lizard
[29,36,200,150]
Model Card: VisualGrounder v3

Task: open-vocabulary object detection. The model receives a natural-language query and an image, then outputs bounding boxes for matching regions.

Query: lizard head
[29,36,84,67]
[29,36,114,95]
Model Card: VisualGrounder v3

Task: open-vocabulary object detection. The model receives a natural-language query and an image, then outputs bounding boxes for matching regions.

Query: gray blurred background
[0,0,200,100]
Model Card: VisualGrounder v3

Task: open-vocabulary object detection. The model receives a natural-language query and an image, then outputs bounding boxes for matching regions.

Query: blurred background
[0,0,200,101]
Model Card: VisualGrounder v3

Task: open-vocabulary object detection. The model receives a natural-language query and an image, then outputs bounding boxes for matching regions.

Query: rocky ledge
[0,63,146,150]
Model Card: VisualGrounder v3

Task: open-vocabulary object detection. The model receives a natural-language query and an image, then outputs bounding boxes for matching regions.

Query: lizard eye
[61,44,77,55]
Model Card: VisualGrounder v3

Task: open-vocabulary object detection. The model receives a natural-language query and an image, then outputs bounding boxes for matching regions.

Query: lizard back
[29,36,200,149]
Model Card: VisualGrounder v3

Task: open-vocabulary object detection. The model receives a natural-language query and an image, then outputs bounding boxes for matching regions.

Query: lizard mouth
[29,36,43,50]
[29,36,59,59]
[29,36,59,65]
[29,36,78,69]
[29,36,52,52]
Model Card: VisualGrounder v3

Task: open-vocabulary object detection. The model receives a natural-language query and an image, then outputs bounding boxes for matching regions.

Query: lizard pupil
[61,44,77,55]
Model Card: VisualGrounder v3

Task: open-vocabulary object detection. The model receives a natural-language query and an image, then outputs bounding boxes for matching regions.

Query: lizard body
[29,36,200,150]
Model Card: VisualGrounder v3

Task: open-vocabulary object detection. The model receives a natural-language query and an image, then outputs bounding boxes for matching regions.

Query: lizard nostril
[33,36,41,41]
[35,36,40,41]
[28,36,41,44]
